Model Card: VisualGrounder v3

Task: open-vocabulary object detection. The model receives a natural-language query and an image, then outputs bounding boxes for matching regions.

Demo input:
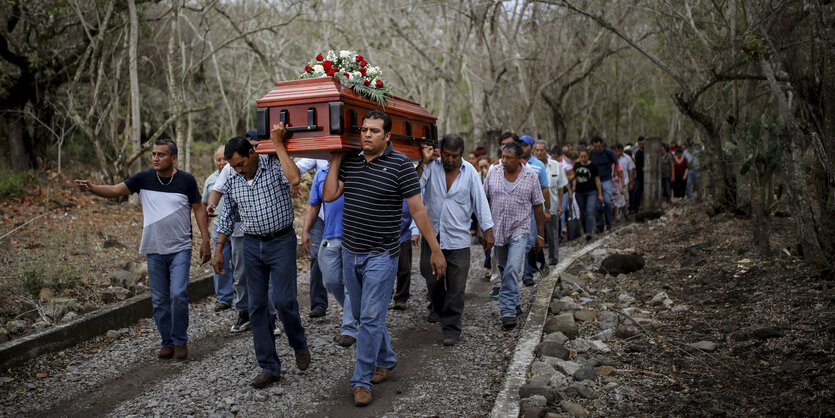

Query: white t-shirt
[618,154,635,186]
[546,159,568,215]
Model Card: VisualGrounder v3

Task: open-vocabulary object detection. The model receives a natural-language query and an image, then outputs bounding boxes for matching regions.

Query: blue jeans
[211,225,235,305]
[318,237,357,338]
[662,176,671,200]
[495,234,527,318]
[308,218,327,312]
[242,233,307,376]
[576,190,598,235]
[232,235,275,315]
[595,179,614,230]
[146,250,192,347]
[342,249,398,389]
[629,178,643,213]
[558,191,569,235]
[522,214,537,281]
[686,171,699,200]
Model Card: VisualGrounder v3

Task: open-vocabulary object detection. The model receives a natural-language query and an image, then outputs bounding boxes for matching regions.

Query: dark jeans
[393,240,412,303]
[420,238,470,339]
[629,178,643,213]
[308,217,327,312]
[242,233,307,376]
[576,190,598,235]
[662,176,672,201]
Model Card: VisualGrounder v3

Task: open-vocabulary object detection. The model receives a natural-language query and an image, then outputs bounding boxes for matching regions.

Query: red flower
[359,68,366,76]
[304,65,312,72]
[322,60,333,70]
[363,80,370,86]
[355,55,363,62]
[343,72,350,77]
[376,79,384,88]
[315,53,324,61]
[360,60,368,67]
[333,67,339,73]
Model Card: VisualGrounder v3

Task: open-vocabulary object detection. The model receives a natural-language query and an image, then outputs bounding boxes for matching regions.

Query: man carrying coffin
[323,110,446,406]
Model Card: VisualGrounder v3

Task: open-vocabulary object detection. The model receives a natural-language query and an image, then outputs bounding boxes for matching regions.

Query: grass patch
[17,262,80,297]
[0,170,31,198]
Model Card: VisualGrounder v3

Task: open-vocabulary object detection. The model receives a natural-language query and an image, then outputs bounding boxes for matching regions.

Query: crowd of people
[74,110,701,407]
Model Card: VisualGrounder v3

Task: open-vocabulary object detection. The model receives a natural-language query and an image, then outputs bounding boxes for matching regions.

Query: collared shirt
[202,170,221,228]
[205,166,243,237]
[309,165,344,240]
[339,142,421,257]
[420,159,493,250]
[525,157,549,188]
[545,159,568,215]
[216,154,293,237]
[399,200,419,243]
[618,154,635,186]
[483,163,544,246]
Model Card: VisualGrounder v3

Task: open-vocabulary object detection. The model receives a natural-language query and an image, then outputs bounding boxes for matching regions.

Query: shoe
[484,270,492,280]
[502,316,517,329]
[392,300,407,310]
[295,348,311,371]
[173,344,188,360]
[158,346,174,359]
[585,234,592,241]
[370,364,395,384]
[442,335,459,346]
[523,278,535,287]
[309,308,326,318]
[516,305,523,317]
[250,372,278,388]
[214,302,232,312]
[353,386,372,406]
[489,287,500,299]
[426,311,439,323]
[231,311,250,333]
[337,335,356,347]
[272,315,282,336]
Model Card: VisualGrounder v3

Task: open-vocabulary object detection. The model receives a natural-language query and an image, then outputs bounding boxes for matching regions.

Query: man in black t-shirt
[75,139,211,361]
[323,110,446,406]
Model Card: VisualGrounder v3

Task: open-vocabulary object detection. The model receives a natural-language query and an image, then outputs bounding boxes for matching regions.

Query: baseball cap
[245,129,258,141]
[519,135,534,146]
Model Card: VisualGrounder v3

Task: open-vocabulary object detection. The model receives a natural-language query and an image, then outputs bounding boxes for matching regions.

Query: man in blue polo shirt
[518,135,550,286]
[75,139,212,360]
[589,136,618,232]
[323,110,446,406]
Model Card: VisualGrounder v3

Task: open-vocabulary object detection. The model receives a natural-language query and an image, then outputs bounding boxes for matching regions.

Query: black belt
[245,226,293,242]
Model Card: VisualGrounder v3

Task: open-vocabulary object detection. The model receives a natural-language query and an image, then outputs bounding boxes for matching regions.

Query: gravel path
[1,239,586,417]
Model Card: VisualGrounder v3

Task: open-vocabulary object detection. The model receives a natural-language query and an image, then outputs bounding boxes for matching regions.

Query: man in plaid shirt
[212,122,310,389]
[483,141,546,329]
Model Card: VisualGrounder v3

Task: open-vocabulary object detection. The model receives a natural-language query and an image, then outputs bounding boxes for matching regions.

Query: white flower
[368,66,380,75]
[326,50,337,61]
[351,71,361,79]
[313,64,324,73]
[339,50,351,59]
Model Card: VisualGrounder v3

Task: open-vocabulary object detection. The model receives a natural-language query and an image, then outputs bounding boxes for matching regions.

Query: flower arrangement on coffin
[298,49,391,107]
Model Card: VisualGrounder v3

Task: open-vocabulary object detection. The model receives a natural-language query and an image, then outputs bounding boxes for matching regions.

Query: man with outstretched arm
[322,110,446,406]
[211,122,310,388]
[75,139,211,360]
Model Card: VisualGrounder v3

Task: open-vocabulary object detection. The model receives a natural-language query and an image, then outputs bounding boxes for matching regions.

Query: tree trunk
[166,2,185,169]
[127,0,141,204]
[0,112,30,171]
[642,137,662,212]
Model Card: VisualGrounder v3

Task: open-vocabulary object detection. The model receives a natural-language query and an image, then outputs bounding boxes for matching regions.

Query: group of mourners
[74,110,700,407]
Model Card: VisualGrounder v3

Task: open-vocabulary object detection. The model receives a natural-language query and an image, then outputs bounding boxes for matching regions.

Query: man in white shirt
[535,140,567,266]
[614,143,635,216]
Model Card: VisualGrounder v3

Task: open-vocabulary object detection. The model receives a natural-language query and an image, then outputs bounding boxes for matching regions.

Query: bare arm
[301,204,321,256]
[595,176,603,201]
[271,122,300,187]
[191,201,212,264]
[533,203,546,250]
[74,180,131,198]
[405,194,446,279]
[322,153,346,202]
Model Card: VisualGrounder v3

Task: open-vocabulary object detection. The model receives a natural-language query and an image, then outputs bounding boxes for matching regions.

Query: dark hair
[502,141,523,158]
[362,110,392,133]
[550,145,562,156]
[579,149,590,157]
[441,134,465,154]
[499,132,518,145]
[662,144,669,152]
[638,136,645,142]
[224,136,253,160]
[154,139,177,155]
[591,136,604,145]
[578,141,588,147]
[614,143,624,150]
[474,145,487,157]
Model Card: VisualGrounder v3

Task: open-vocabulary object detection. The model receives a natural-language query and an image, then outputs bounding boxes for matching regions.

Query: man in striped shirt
[323,110,446,406]
[483,141,546,329]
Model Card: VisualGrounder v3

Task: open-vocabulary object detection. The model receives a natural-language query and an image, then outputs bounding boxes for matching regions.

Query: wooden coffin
[254,77,437,160]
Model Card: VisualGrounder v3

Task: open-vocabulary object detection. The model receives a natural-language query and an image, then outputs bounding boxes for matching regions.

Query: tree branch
[124,104,212,167]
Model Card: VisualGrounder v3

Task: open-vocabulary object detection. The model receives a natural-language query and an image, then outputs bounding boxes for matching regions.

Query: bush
[18,263,80,297]
[0,170,31,198]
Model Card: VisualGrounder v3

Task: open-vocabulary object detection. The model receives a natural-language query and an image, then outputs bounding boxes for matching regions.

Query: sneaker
[295,348,311,371]
[426,311,439,323]
[337,335,356,347]
[523,278,535,287]
[585,234,592,241]
[173,344,187,360]
[250,372,278,388]
[309,308,326,318]
[231,311,250,333]
[489,287,500,299]
[272,315,282,336]
[442,335,459,346]
[392,300,407,310]
[353,386,372,406]
[214,302,232,312]
[158,346,174,359]
[501,316,517,329]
